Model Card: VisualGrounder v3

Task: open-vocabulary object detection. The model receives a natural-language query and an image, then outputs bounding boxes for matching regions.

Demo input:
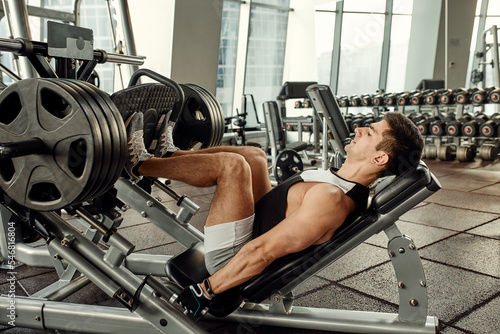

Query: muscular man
[123,111,424,316]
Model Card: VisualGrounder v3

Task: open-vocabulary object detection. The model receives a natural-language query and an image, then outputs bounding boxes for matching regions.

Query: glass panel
[487,0,500,15]
[393,0,413,14]
[343,0,385,13]
[337,13,384,96]
[254,0,290,7]
[483,17,500,87]
[216,1,241,118]
[315,11,336,85]
[39,0,114,93]
[316,1,338,11]
[243,6,289,127]
[386,15,412,92]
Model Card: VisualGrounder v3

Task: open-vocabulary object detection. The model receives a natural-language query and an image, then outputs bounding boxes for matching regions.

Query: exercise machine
[0,71,440,333]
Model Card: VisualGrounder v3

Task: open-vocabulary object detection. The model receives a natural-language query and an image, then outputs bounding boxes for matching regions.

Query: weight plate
[46,79,109,204]
[0,79,98,211]
[185,84,222,147]
[78,81,128,186]
[192,84,225,147]
[274,149,303,183]
[456,146,476,162]
[479,145,499,161]
[175,84,217,150]
[184,84,217,147]
[60,79,117,200]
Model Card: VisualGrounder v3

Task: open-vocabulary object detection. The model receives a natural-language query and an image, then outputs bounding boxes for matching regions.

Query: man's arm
[208,183,355,294]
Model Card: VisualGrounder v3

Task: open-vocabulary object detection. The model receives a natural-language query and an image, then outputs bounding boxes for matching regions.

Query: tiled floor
[1,157,499,334]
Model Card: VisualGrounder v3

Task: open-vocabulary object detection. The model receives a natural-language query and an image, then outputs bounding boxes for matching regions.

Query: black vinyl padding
[264,101,308,152]
[277,81,318,100]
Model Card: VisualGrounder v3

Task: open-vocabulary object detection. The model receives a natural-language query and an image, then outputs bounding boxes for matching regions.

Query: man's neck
[335,160,380,187]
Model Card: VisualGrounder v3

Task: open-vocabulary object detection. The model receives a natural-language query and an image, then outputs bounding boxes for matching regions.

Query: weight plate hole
[0,159,15,182]
[41,88,72,119]
[0,92,22,125]
[29,182,61,202]
[68,139,87,178]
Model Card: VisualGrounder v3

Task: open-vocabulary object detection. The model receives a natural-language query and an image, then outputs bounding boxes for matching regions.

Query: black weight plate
[0,79,97,211]
[63,79,123,197]
[274,149,303,183]
[60,79,116,200]
[77,81,128,186]
[45,79,107,204]
[175,84,216,150]
[187,84,225,147]
[185,84,219,147]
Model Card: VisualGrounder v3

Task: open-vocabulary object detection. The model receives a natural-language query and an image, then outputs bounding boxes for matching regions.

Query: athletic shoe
[124,112,152,180]
[154,111,179,157]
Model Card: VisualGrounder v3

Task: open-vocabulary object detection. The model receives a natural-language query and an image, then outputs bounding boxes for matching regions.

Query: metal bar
[217,305,439,334]
[26,5,75,22]
[114,179,204,248]
[0,60,21,81]
[116,0,140,75]
[491,25,500,86]
[5,0,35,78]
[0,297,171,333]
[471,0,489,86]
[251,2,292,12]
[378,0,393,91]
[0,138,43,159]
[329,1,343,94]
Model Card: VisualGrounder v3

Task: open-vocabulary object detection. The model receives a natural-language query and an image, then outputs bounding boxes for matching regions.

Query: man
[124,111,424,316]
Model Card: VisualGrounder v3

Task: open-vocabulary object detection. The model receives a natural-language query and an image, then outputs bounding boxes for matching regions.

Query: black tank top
[253,168,369,238]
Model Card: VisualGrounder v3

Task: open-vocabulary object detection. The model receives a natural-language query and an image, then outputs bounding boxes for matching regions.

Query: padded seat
[166,161,440,313]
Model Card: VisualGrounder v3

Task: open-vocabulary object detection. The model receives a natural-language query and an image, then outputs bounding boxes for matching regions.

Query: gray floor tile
[427,189,500,214]
[472,182,500,196]
[400,203,498,231]
[118,222,177,251]
[436,174,495,192]
[341,260,500,323]
[365,220,457,248]
[454,296,500,334]
[315,243,389,281]
[419,233,500,277]
[468,218,500,239]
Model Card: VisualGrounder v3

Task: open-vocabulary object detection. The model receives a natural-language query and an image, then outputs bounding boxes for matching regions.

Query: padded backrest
[240,161,439,301]
[277,81,318,100]
[263,101,284,142]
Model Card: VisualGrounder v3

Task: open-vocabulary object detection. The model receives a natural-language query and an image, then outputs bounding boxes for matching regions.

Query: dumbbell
[417,116,440,135]
[361,94,372,106]
[437,144,457,161]
[445,115,472,136]
[472,87,495,104]
[478,144,499,161]
[351,114,366,130]
[384,93,397,106]
[372,93,386,106]
[479,113,500,137]
[455,88,478,104]
[424,90,445,105]
[398,91,416,106]
[456,144,477,162]
[440,89,461,104]
[423,143,438,159]
[294,100,302,108]
[303,99,312,108]
[350,95,362,107]
[411,91,428,105]
[462,114,489,137]
[362,113,375,127]
[488,88,500,103]
[430,114,456,136]
[338,96,350,107]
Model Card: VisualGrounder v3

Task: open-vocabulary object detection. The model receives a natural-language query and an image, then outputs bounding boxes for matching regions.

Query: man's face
[345,119,391,162]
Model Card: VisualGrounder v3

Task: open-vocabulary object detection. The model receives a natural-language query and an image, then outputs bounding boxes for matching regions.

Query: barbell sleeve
[0,138,44,160]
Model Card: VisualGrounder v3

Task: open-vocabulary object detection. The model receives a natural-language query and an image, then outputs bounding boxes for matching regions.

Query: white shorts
[204,214,255,275]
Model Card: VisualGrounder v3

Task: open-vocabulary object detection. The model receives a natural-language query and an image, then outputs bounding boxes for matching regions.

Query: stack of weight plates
[176,83,225,149]
[0,78,127,211]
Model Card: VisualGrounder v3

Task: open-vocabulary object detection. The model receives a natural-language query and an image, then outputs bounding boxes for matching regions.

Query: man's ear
[372,151,389,167]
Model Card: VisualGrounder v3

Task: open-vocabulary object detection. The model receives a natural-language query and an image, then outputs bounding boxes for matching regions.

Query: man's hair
[376,112,424,175]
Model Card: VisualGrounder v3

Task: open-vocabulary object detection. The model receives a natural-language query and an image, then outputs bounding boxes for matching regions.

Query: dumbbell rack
[336,91,500,162]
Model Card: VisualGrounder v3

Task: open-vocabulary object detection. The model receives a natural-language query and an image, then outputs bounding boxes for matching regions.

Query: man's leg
[168,146,271,203]
[138,152,254,226]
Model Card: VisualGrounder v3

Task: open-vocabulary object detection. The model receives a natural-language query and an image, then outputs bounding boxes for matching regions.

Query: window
[216,1,241,118]
[243,2,290,127]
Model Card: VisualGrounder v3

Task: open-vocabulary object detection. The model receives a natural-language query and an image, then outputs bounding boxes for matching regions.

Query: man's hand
[176,283,212,318]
